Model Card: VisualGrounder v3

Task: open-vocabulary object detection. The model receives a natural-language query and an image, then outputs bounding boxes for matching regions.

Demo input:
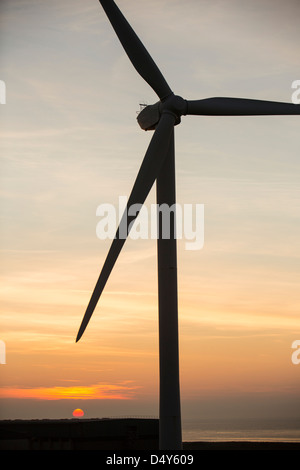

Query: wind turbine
[76,0,300,450]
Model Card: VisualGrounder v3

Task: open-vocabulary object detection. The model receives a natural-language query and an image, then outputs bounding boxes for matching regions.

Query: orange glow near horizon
[0,382,140,401]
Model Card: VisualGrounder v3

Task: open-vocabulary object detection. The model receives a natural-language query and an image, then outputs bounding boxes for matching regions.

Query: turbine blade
[99,0,172,101]
[185,97,300,116]
[76,112,175,342]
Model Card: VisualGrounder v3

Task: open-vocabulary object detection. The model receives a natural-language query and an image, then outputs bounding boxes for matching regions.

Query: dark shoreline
[1,419,300,451]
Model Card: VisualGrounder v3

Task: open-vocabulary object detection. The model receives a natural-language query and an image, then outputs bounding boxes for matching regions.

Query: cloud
[0,381,141,400]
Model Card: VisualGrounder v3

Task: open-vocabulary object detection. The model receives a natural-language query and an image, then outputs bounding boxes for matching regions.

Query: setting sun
[72,408,84,418]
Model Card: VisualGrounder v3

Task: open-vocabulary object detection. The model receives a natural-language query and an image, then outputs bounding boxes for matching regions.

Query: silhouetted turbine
[76,0,300,450]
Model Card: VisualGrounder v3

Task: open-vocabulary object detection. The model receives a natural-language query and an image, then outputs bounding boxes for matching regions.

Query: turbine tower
[76,0,300,450]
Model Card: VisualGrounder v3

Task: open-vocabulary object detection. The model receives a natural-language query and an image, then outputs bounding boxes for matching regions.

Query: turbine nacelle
[137,94,187,131]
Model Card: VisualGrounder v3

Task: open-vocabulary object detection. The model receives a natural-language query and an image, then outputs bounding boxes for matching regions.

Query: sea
[181,418,300,443]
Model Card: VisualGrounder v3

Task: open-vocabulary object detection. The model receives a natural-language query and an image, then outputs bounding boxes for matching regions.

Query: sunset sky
[1,0,299,424]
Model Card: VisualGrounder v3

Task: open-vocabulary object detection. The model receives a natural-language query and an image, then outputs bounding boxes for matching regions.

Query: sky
[0,0,299,426]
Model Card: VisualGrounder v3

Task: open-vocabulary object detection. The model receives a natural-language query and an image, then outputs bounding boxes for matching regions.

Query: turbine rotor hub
[137,94,187,131]
[161,94,187,120]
